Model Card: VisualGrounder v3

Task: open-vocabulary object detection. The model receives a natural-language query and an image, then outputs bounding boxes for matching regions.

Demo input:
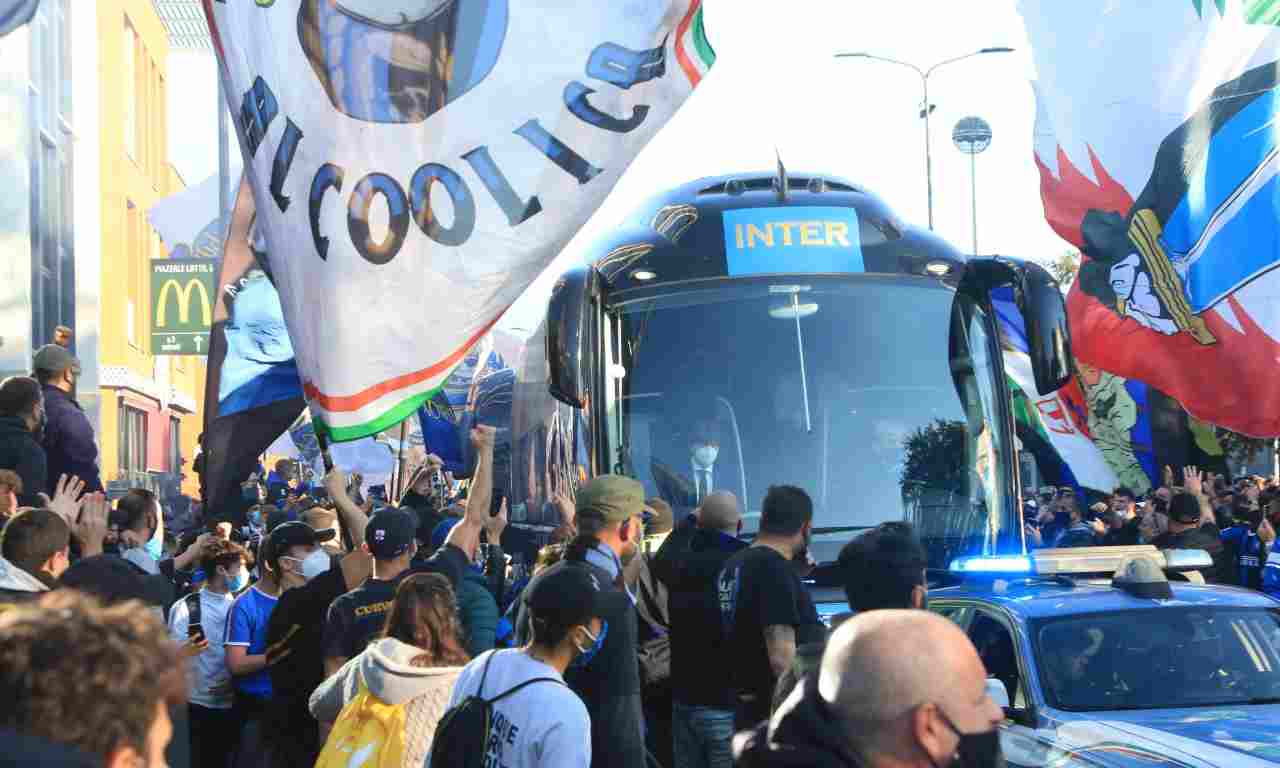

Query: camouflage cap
[576,475,645,524]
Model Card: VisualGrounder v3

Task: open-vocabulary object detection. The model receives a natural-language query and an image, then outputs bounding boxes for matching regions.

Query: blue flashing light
[949,556,1033,574]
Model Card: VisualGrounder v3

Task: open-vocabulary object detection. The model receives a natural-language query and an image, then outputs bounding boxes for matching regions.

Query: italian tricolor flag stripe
[675,0,714,86]
[305,311,505,442]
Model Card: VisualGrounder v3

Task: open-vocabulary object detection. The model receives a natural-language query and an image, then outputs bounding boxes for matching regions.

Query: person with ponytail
[514,475,649,768]
[310,572,469,767]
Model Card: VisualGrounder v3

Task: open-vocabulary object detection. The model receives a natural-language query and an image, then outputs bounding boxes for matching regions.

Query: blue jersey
[224,585,278,699]
[1220,524,1266,590]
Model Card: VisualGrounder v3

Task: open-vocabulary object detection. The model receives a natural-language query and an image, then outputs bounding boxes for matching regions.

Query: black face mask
[935,709,1005,768]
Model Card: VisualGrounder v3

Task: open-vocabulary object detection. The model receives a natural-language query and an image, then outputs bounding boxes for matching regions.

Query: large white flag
[204,0,714,441]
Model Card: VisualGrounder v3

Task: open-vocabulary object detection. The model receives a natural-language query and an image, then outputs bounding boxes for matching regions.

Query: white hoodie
[310,637,463,768]
[0,555,50,597]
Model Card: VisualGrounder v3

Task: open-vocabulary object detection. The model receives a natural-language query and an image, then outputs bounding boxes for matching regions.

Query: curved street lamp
[834,47,1014,230]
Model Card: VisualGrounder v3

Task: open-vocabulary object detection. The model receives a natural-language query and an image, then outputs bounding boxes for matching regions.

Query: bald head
[697,491,739,534]
[819,611,994,761]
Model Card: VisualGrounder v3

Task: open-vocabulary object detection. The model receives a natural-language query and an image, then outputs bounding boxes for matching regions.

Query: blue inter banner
[722,206,864,276]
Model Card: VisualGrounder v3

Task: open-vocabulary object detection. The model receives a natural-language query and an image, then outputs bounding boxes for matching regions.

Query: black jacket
[657,526,748,707]
[1152,525,1228,583]
[40,386,101,493]
[0,416,46,507]
[734,675,864,768]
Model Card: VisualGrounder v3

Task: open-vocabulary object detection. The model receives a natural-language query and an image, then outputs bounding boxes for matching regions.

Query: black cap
[365,509,416,560]
[262,521,336,564]
[523,562,605,630]
[1168,493,1202,524]
[32,344,79,375]
[266,509,294,533]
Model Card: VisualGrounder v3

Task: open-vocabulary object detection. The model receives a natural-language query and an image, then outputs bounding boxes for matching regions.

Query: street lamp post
[952,116,993,256]
[834,47,1013,230]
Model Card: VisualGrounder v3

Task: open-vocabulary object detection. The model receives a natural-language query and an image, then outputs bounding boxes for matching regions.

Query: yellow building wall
[95,0,206,498]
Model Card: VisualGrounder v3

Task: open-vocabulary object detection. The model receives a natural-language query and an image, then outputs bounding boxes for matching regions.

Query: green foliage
[901,419,967,491]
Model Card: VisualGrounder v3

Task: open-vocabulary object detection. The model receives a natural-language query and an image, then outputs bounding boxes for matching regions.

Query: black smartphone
[368,484,387,502]
[490,491,507,517]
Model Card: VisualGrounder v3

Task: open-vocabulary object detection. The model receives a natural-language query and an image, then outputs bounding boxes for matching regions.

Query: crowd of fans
[2,351,1270,768]
[1024,465,1280,594]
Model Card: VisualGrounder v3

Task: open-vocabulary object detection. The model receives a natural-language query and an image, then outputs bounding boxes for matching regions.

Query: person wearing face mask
[718,485,818,731]
[31,344,101,494]
[735,610,1005,768]
[442,561,600,768]
[167,537,251,768]
[0,376,47,508]
[115,488,204,587]
[512,475,649,768]
[266,429,495,766]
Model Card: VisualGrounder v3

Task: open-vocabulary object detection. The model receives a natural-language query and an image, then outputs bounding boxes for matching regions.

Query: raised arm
[325,467,369,550]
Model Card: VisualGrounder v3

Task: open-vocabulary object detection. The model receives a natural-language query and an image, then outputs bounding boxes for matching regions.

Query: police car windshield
[610,275,1014,568]
[1035,608,1280,712]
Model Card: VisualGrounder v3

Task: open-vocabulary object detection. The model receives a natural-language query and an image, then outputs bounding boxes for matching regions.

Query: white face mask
[284,550,329,583]
[692,444,719,468]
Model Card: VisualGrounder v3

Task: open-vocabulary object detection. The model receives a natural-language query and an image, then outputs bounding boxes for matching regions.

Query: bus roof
[587,171,970,293]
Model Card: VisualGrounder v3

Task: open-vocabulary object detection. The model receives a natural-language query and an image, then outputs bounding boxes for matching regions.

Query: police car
[932,546,1280,768]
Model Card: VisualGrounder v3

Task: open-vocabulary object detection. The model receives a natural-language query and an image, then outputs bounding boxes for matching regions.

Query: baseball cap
[523,561,605,630]
[32,344,79,375]
[365,508,417,559]
[262,520,336,563]
[1168,492,1202,524]
[645,498,674,536]
[576,475,645,525]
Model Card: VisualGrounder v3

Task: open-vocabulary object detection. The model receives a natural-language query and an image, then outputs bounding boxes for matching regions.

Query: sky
[167,0,1071,336]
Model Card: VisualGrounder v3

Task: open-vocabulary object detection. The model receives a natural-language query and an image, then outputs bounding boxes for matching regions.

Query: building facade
[95,0,205,498]
[0,1,206,499]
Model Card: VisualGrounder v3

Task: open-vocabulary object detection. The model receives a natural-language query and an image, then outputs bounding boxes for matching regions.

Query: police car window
[968,611,1024,710]
[933,605,973,629]
[1034,608,1280,712]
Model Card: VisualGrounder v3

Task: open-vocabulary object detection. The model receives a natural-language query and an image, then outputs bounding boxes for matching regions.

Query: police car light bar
[949,546,1213,576]
[948,556,1032,573]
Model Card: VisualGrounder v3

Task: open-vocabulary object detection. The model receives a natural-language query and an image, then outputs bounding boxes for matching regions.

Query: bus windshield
[607,275,1014,567]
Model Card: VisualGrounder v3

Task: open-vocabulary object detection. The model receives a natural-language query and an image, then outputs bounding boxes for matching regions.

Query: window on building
[126,200,138,346]
[169,416,181,474]
[119,405,148,477]
[29,1,74,350]
[124,18,137,161]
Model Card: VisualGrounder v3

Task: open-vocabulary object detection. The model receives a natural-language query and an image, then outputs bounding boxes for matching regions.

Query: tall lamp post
[952,116,992,256]
[833,47,1013,230]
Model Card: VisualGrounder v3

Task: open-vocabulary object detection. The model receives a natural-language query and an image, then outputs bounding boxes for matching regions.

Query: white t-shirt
[167,589,236,709]
[446,649,591,768]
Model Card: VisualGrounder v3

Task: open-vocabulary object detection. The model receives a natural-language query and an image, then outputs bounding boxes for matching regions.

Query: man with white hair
[734,610,1005,768]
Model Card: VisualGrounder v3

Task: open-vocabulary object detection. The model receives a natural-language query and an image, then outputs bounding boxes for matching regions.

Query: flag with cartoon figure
[202,0,714,442]
[1021,0,1280,436]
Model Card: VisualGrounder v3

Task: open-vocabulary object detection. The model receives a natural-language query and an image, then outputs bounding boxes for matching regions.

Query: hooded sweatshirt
[0,556,51,609]
[734,675,864,768]
[309,637,463,768]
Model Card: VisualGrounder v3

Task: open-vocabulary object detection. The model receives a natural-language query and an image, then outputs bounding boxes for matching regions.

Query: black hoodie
[0,415,46,507]
[657,525,748,707]
[734,675,864,768]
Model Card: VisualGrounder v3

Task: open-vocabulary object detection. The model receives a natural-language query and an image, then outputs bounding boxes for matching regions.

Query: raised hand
[75,492,110,556]
[1182,466,1204,496]
[38,474,85,525]
[469,424,497,451]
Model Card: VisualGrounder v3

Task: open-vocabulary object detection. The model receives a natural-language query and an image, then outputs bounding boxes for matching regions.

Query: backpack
[315,678,408,768]
[428,651,564,768]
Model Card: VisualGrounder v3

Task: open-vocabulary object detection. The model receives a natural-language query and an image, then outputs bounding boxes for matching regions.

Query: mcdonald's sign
[150,258,217,355]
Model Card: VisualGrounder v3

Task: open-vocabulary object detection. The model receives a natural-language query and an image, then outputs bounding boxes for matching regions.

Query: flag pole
[394,418,409,502]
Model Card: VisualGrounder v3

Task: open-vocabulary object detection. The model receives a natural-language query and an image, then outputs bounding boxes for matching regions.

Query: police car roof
[932,579,1279,619]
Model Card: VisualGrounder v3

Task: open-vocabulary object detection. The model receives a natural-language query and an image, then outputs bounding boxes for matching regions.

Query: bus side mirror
[1015,261,1073,395]
[546,266,599,408]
